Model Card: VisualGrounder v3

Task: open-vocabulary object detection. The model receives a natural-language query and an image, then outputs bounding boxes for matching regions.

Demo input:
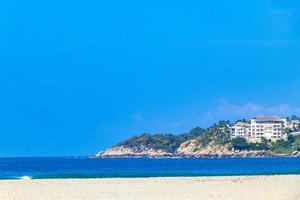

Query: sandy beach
[0,175,299,200]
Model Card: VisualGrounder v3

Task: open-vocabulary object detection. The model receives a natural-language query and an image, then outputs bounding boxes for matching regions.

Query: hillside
[96,120,300,158]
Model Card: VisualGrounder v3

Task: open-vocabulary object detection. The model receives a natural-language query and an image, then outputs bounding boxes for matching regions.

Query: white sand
[0,175,299,200]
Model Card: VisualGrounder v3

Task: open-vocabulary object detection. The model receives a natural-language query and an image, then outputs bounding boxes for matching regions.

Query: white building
[286,120,300,131]
[249,116,287,142]
[231,122,251,138]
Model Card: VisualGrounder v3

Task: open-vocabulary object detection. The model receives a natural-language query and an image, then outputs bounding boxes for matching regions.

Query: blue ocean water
[0,157,300,180]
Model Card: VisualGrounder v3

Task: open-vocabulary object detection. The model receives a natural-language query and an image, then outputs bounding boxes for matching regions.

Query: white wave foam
[20,175,32,180]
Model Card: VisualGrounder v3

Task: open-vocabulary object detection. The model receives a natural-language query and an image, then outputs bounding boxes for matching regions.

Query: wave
[19,175,32,180]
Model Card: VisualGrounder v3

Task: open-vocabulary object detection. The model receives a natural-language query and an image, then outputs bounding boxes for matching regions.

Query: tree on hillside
[215,130,231,145]
[231,137,249,150]
[294,137,300,151]
[235,119,249,124]
[291,115,300,120]
[287,135,295,144]
[270,139,294,154]
[218,120,231,126]
[181,127,204,140]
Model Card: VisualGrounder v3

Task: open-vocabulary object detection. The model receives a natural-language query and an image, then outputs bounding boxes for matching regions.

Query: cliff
[176,140,235,157]
[96,145,172,158]
[175,139,278,158]
[97,139,293,158]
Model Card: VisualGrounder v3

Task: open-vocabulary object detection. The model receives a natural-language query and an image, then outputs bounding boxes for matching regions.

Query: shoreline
[2,172,300,181]
[0,173,298,181]
[95,149,300,158]
[94,154,300,158]
[0,175,299,200]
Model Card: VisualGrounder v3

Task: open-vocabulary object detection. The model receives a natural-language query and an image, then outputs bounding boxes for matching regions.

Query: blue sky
[0,0,300,156]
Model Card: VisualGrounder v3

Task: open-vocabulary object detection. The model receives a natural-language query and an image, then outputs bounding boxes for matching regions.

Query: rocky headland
[96,121,300,158]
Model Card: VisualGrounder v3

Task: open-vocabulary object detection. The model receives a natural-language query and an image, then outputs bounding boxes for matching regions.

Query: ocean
[0,157,300,180]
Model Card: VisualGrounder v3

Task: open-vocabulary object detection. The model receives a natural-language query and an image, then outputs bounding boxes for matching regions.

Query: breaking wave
[19,175,32,180]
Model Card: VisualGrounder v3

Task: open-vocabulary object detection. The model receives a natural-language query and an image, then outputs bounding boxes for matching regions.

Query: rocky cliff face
[176,140,198,154]
[96,145,173,158]
[176,140,235,157]
[175,139,281,158]
[96,141,286,158]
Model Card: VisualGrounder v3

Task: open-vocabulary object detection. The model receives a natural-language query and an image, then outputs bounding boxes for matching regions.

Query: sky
[0,0,300,156]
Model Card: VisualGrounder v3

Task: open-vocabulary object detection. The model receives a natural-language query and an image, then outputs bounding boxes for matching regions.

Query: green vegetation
[116,126,207,153]
[231,135,299,153]
[116,121,232,152]
[287,115,300,121]
[294,137,300,151]
[116,133,186,152]
[196,122,231,146]
[249,138,269,151]
[270,135,299,154]
[231,137,249,150]
[181,127,204,140]
[234,119,250,124]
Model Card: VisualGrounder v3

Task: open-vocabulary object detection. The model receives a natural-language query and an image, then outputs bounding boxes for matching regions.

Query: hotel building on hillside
[231,122,251,138]
[231,116,291,142]
[249,116,288,142]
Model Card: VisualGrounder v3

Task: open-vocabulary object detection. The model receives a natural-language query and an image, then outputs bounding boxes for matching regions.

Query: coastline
[94,154,300,158]
[94,151,300,158]
[1,175,299,200]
